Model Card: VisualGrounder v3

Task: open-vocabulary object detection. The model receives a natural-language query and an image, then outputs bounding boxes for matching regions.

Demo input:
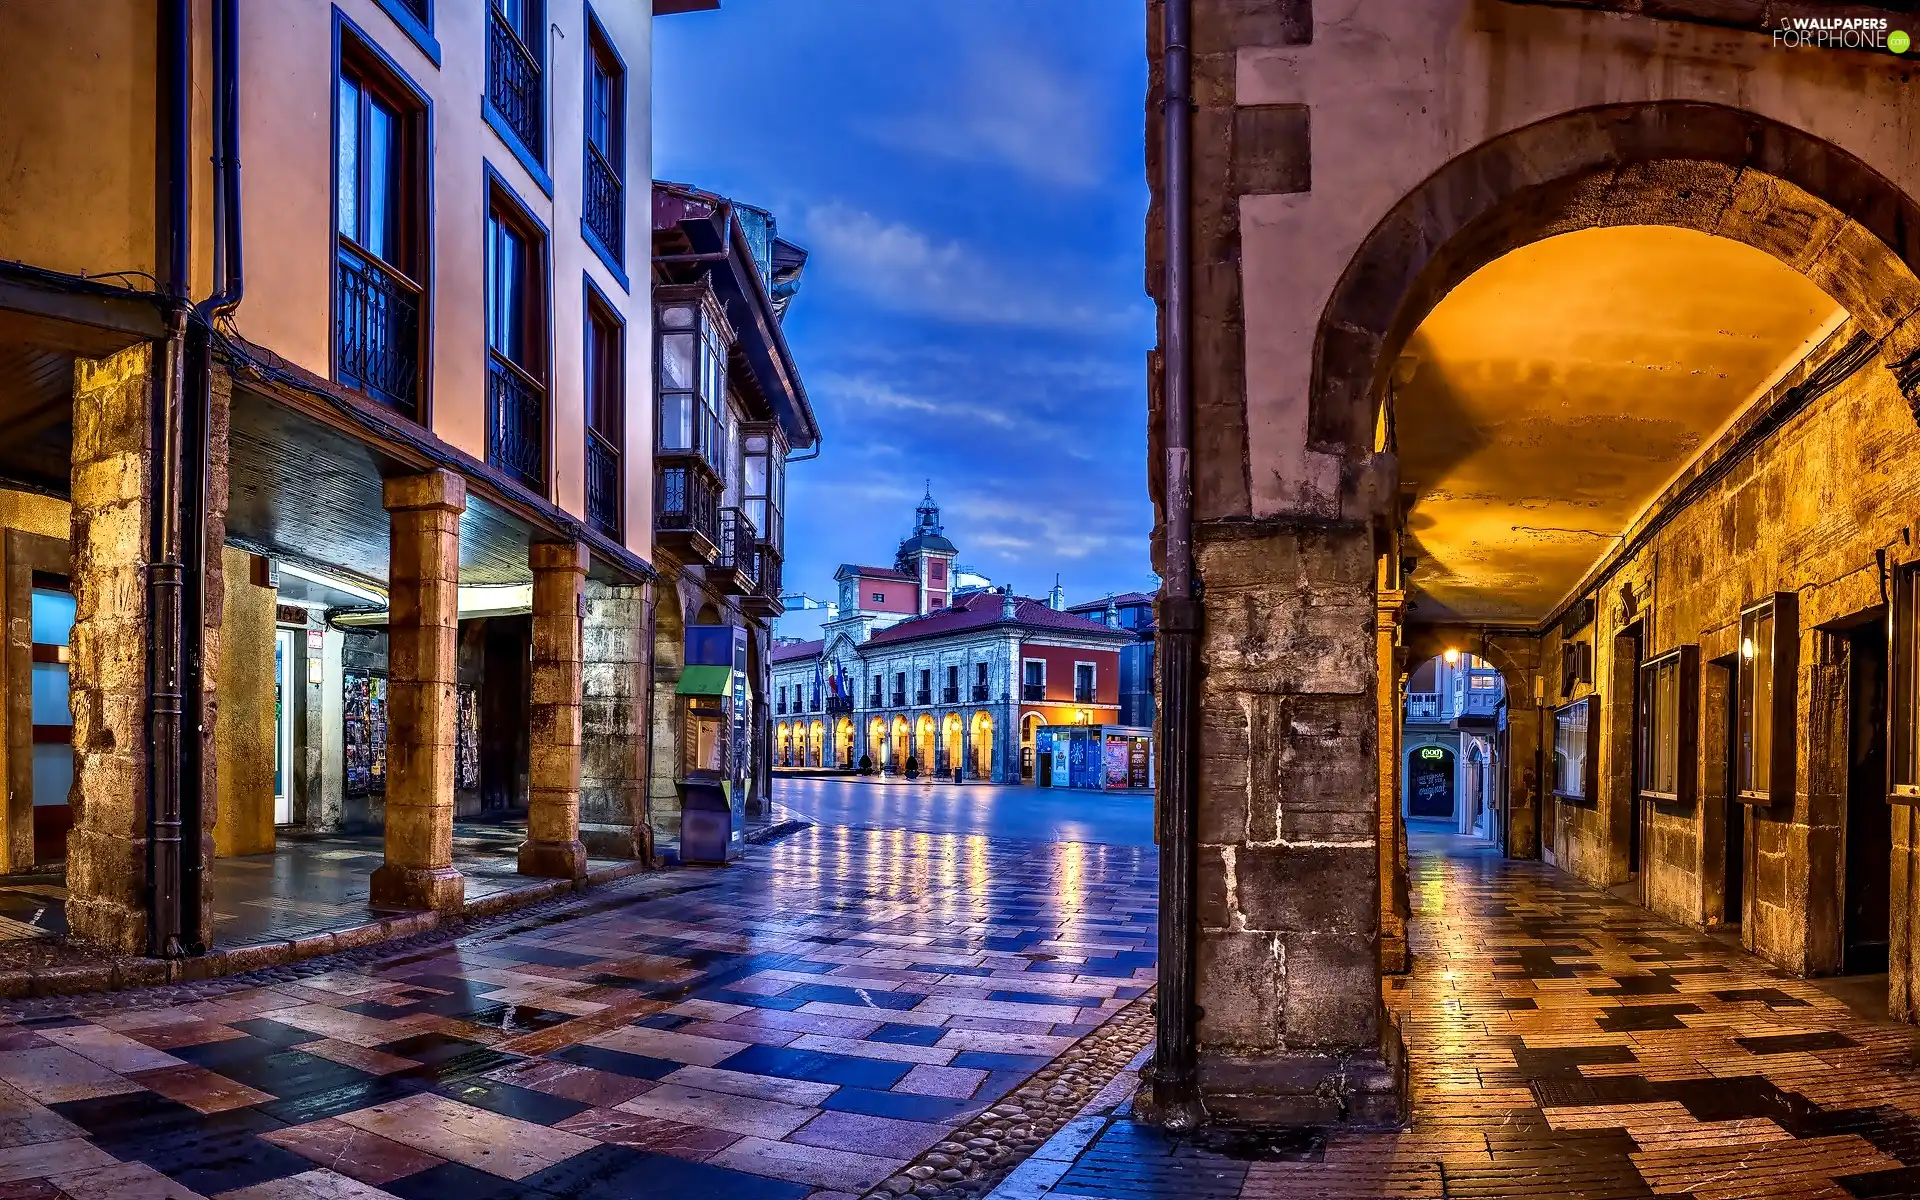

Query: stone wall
[580,580,651,860]
[212,545,276,858]
[1525,328,1920,980]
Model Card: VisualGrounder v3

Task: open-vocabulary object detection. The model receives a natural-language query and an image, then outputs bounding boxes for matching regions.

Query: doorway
[1713,655,1744,926]
[1615,622,1645,879]
[1844,621,1891,974]
[274,628,296,825]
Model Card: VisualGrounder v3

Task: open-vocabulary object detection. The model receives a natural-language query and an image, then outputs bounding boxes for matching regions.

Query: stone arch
[836,717,855,766]
[1311,101,1920,474]
[890,716,910,773]
[866,717,886,767]
[775,723,792,766]
[943,714,963,774]
[915,714,936,773]
[970,711,994,780]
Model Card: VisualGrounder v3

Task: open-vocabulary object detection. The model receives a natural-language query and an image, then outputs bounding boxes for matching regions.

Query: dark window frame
[582,275,624,539]
[1551,696,1596,802]
[1894,566,1920,803]
[580,5,627,286]
[372,0,440,65]
[331,16,433,421]
[1737,593,1799,807]
[483,167,552,494]
[484,0,549,193]
[1637,644,1699,805]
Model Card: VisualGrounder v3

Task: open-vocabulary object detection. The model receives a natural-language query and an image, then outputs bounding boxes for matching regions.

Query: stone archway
[809,720,824,768]
[1311,101,1920,479]
[970,711,994,780]
[866,717,885,769]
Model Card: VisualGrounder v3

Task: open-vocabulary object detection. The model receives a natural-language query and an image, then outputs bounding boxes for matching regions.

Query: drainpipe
[180,0,246,951]
[1148,0,1205,1131]
[146,0,194,959]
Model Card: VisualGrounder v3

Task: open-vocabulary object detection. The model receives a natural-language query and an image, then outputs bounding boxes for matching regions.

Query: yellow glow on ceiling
[1396,225,1843,625]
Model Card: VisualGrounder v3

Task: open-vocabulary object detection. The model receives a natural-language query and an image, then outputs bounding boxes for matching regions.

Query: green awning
[676,665,734,697]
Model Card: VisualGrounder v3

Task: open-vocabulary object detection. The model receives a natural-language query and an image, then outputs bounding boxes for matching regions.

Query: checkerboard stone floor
[0,825,1156,1199]
[1033,833,1920,1200]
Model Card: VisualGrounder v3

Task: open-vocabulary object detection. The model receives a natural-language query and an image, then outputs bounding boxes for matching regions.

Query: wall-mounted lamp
[1442,647,1461,666]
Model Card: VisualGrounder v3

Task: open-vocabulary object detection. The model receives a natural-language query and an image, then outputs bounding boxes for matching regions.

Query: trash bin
[953,765,963,784]
[679,778,733,865]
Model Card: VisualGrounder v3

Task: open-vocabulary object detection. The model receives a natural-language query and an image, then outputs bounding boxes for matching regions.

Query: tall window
[743,425,786,548]
[1738,596,1797,804]
[1895,568,1920,802]
[334,44,425,416]
[1638,646,1697,803]
[975,661,989,700]
[1074,663,1096,704]
[485,187,547,492]
[583,18,625,265]
[945,664,959,703]
[487,0,544,161]
[1552,698,1593,799]
[584,291,623,538]
[917,669,931,704]
[655,289,728,471]
[1023,660,1045,702]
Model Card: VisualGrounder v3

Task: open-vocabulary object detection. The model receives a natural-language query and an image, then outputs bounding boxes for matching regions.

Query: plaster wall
[1202,0,1920,524]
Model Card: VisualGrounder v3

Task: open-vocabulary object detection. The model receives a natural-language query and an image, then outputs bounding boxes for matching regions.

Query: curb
[0,857,650,1003]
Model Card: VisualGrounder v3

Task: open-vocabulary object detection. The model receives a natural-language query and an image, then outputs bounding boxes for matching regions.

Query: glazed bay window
[334,43,426,417]
[487,0,544,162]
[485,187,547,492]
[1638,646,1698,804]
[1738,594,1798,805]
[1552,697,1594,800]
[583,17,625,267]
[584,290,623,538]
[654,286,729,551]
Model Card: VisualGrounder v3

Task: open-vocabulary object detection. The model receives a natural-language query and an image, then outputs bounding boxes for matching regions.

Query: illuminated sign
[1418,747,1445,761]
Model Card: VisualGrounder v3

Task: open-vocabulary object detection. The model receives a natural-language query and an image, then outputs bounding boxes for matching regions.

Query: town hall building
[771,490,1139,783]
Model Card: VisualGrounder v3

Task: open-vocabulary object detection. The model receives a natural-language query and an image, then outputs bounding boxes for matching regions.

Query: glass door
[30,581,74,865]
[275,628,295,825]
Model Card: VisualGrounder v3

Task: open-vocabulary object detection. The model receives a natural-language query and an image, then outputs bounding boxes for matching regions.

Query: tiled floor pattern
[0,824,1156,1198]
[0,821,647,948]
[1036,834,1920,1200]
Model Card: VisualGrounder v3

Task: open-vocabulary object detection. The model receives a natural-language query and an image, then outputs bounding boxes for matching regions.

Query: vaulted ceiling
[1394,226,1844,626]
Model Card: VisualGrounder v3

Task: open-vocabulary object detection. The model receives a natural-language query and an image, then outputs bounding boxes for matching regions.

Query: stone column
[1193,525,1403,1126]
[1376,588,1409,974]
[66,344,156,954]
[519,542,590,878]
[370,470,466,912]
[580,580,652,861]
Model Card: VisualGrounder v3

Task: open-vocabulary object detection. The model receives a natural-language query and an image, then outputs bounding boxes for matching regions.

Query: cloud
[801,203,1138,334]
[860,45,1106,189]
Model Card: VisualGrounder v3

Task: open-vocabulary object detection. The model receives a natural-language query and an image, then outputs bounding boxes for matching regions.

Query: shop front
[1036,724,1154,791]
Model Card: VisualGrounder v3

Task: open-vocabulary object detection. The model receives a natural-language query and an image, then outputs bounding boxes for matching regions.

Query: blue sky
[653,0,1155,638]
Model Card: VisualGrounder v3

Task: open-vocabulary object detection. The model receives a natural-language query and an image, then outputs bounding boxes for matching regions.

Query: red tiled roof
[1065,591,1154,613]
[865,591,1130,649]
[837,563,916,582]
[771,639,824,664]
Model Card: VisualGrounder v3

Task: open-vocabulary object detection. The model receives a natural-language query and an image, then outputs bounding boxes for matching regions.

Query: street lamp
[1442,647,1461,666]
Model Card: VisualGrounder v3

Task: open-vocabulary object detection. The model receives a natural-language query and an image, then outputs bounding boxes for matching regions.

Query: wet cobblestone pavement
[1020,834,1920,1200]
[0,825,1156,1199]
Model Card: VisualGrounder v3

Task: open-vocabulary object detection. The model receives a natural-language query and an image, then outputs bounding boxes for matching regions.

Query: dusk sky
[653,1,1155,638]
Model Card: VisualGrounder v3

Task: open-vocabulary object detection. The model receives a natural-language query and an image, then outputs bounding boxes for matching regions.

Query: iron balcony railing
[890,691,906,707]
[1407,691,1442,720]
[655,463,720,546]
[718,507,758,583]
[942,686,959,704]
[1022,683,1045,702]
[827,696,853,715]
[1075,686,1096,704]
[335,244,421,416]
[972,683,990,702]
[488,6,543,159]
[915,689,931,706]
[586,428,619,538]
[776,701,787,715]
[584,143,622,263]
[486,352,545,492]
[753,546,783,601]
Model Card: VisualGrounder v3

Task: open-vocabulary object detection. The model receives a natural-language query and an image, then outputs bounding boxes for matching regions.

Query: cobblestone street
[0,821,1156,1199]
[1008,832,1920,1200]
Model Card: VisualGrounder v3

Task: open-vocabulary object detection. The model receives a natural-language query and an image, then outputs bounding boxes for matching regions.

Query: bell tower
[895,482,958,614]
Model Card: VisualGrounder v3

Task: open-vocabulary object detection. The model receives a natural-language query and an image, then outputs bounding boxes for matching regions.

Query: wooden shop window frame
[1891,567,1920,804]
[1638,645,1698,806]
[1551,696,1597,804]
[1736,593,1798,807]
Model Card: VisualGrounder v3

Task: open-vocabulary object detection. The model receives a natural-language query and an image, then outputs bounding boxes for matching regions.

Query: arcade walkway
[1025,833,1920,1200]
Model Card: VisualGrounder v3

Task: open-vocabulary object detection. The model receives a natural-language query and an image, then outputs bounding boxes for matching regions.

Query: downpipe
[1145,0,1205,1132]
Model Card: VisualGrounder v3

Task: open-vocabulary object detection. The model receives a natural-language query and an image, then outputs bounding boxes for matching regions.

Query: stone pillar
[1193,526,1403,1126]
[370,470,466,912]
[66,344,155,954]
[1376,588,1409,974]
[580,580,653,861]
[519,542,590,879]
